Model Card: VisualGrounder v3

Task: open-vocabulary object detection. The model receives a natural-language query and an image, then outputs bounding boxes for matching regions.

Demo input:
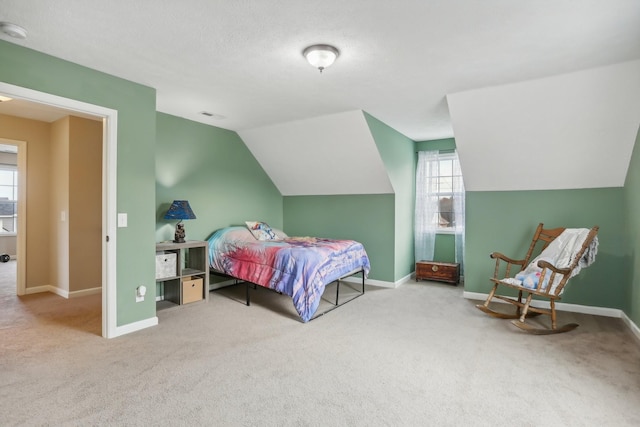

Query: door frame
[0,82,118,339]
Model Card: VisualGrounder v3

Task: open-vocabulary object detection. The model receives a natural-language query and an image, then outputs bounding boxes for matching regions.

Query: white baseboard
[108,316,158,339]
[24,285,51,295]
[24,285,101,299]
[621,312,640,343]
[341,273,409,289]
[69,287,101,298]
[394,272,414,287]
[464,291,640,344]
[463,291,621,317]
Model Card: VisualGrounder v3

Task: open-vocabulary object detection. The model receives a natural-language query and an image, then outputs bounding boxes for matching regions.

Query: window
[415,149,465,267]
[0,166,17,234]
[416,151,464,232]
[432,152,463,230]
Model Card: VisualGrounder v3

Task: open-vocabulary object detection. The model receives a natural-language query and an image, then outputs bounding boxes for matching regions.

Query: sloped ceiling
[447,60,640,191]
[238,111,393,196]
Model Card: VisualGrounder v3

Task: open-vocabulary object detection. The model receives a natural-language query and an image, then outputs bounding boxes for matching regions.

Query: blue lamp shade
[164,200,196,243]
[164,200,196,221]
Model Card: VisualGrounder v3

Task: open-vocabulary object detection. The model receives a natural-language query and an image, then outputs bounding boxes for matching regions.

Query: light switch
[117,213,128,228]
[60,211,66,222]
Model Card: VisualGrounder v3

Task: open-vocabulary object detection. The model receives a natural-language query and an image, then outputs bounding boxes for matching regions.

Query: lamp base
[174,222,186,243]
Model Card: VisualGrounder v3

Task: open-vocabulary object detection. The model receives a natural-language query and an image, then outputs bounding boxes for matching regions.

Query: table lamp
[164,200,196,243]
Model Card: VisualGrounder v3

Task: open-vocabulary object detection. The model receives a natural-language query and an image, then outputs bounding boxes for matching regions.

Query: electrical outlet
[136,285,146,303]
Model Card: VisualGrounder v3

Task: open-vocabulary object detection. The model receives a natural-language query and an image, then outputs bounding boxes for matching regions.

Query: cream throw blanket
[505,228,598,294]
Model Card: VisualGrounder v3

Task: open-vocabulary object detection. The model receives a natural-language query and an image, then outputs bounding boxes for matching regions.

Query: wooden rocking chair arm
[490,252,525,266]
[536,260,571,275]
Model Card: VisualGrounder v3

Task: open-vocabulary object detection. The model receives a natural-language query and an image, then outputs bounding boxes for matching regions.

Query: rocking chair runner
[476,223,599,334]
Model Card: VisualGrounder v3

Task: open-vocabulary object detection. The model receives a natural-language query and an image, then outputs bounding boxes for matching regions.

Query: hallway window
[0,166,17,234]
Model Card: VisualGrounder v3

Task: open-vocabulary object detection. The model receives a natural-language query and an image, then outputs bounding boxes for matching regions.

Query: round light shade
[0,22,27,39]
[303,44,339,72]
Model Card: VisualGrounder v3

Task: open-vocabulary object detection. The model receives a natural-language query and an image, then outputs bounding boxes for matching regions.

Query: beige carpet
[1,262,639,426]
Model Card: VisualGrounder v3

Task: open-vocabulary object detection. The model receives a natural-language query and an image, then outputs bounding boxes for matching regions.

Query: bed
[207,225,371,322]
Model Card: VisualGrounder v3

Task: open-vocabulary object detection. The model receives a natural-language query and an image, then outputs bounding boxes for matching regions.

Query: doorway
[0,82,118,338]
[0,139,25,295]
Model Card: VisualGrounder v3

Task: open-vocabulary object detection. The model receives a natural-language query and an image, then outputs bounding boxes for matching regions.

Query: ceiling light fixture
[303,44,340,73]
[0,22,28,39]
[0,95,13,102]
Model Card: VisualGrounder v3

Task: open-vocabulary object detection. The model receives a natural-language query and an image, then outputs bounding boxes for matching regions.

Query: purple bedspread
[208,226,371,322]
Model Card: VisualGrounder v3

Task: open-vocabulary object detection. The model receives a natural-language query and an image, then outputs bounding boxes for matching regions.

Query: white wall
[239,110,394,196]
[447,60,640,191]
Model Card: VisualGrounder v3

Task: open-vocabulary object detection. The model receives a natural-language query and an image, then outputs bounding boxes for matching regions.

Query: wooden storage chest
[415,261,459,285]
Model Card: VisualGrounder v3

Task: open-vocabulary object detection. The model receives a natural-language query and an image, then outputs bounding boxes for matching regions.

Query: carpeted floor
[1,261,639,426]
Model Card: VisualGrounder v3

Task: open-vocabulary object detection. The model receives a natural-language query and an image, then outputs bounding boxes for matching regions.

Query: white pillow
[272,228,289,239]
[245,221,277,241]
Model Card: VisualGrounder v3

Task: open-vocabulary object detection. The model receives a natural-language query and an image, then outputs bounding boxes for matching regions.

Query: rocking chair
[476,223,599,334]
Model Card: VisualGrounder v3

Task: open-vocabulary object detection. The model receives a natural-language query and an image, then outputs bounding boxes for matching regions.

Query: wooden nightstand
[416,260,459,285]
[156,240,209,309]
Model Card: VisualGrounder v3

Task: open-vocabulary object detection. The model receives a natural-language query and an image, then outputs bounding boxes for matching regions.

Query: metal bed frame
[211,267,366,322]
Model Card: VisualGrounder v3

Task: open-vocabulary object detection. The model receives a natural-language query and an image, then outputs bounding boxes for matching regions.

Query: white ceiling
[1,0,638,141]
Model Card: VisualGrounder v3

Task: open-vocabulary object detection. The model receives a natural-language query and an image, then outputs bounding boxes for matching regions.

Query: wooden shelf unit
[156,240,209,309]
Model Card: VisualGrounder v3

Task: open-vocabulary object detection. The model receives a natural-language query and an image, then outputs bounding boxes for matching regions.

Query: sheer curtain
[452,156,465,274]
[414,151,439,263]
[414,150,465,273]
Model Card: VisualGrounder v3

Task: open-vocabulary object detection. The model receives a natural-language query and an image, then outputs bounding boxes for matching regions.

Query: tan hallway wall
[50,116,102,294]
[68,116,102,292]
[50,117,70,293]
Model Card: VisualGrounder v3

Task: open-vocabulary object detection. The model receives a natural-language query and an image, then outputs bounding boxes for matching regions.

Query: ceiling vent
[199,111,225,120]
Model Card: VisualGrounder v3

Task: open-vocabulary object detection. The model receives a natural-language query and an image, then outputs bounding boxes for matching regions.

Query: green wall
[465,188,628,309]
[283,194,395,282]
[0,40,157,326]
[433,234,456,263]
[364,113,416,280]
[623,127,640,324]
[155,113,282,242]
